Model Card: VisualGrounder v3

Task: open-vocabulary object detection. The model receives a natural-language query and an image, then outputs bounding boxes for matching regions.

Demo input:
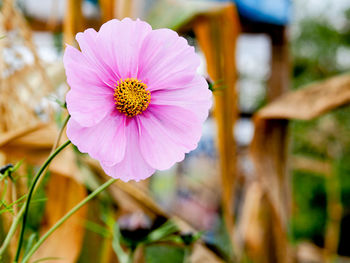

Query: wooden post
[63,0,83,45]
[100,0,116,22]
[249,25,291,263]
[194,4,240,248]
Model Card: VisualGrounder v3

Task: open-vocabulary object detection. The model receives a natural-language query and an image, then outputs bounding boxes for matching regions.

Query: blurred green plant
[291,8,350,256]
[112,219,202,263]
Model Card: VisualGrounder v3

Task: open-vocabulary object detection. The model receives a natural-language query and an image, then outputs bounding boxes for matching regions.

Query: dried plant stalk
[193,3,240,249]
[63,0,83,45]
[115,0,133,20]
[0,0,56,132]
[100,0,116,22]
[250,73,350,262]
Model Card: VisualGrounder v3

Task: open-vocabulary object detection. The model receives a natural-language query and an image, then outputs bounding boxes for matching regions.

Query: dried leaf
[256,73,350,121]
[249,73,350,263]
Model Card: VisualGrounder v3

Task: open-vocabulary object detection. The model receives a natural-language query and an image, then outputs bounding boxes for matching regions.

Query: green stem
[51,115,70,151]
[128,248,135,263]
[0,213,21,257]
[21,178,117,263]
[14,140,71,262]
[0,116,70,259]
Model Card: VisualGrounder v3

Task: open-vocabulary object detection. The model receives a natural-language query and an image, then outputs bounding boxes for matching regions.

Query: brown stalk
[193,4,240,253]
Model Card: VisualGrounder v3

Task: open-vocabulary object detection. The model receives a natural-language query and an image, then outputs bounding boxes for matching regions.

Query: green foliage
[26,168,50,232]
[53,32,63,53]
[204,215,233,261]
[23,233,38,258]
[112,223,129,263]
[0,195,26,215]
[292,15,350,89]
[77,197,115,263]
[335,152,350,208]
[31,257,62,263]
[291,170,327,244]
[111,219,201,263]
[290,7,350,249]
[145,244,185,263]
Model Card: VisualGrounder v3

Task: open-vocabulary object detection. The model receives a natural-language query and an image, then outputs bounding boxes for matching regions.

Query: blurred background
[1,0,350,262]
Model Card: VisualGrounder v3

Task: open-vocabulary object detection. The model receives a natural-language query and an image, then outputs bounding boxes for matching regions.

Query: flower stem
[52,115,70,151]
[21,178,117,263]
[0,116,70,259]
[0,207,21,257]
[14,140,71,262]
[128,248,135,263]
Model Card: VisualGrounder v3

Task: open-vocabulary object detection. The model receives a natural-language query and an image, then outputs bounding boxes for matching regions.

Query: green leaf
[145,244,185,263]
[49,95,67,109]
[11,160,23,174]
[26,169,50,232]
[0,194,27,215]
[32,257,62,263]
[0,180,8,203]
[180,231,203,245]
[209,79,227,92]
[145,220,179,244]
[112,222,129,263]
[84,220,110,238]
[23,233,38,257]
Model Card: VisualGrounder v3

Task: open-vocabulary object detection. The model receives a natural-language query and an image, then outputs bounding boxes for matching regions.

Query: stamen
[114,78,151,117]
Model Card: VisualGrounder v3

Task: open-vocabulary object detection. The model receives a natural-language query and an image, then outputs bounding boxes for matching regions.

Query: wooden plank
[249,26,292,263]
[63,0,83,45]
[193,3,240,250]
[100,0,116,22]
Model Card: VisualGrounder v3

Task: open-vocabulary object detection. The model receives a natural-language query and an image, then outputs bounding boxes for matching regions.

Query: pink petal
[64,45,115,127]
[101,118,155,181]
[63,45,111,90]
[66,89,114,127]
[75,28,118,87]
[97,18,152,79]
[138,105,202,170]
[150,75,212,122]
[67,112,126,166]
[137,28,200,91]
[64,19,212,182]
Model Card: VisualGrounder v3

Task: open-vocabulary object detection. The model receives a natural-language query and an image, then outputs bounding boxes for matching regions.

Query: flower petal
[66,89,114,127]
[97,18,152,79]
[63,45,111,90]
[150,75,212,122]
[64,19,211,182]
[64,45,115,127]
[101,118,155,181]
[67,112,126,166]
[75,28,117,87]
[137,28,200,91]
[138,105,202,170]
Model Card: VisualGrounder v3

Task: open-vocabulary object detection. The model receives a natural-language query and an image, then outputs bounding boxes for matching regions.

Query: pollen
[114,78,151,117]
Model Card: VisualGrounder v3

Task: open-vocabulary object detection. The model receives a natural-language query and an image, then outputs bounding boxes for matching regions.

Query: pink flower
[64,18,212,181]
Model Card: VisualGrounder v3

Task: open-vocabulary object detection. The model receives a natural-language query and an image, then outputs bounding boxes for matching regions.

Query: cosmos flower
[64,18,212,181]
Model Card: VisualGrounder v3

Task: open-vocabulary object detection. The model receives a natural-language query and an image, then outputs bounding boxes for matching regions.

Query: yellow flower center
[114,78,151,117]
